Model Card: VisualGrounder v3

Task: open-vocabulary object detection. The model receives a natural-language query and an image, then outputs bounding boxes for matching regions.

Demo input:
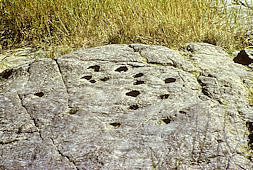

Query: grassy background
[0,0,252,57]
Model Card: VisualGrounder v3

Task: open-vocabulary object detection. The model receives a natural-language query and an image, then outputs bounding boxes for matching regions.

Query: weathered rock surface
[0,47,44,73]
[1,43,253,169]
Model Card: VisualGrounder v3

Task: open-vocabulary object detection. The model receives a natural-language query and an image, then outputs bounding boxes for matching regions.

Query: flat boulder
[0,43,253,169]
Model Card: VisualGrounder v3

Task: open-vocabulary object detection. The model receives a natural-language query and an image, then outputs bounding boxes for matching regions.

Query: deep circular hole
[34,92,44,97]
[100,77,110,81]
[89,80,96,83]
[126,90,140,97]
[81,75,92,80]
[69,107,78,114]
[162,118,171,124]
[164,78,176,83]
[88,65,100,72]
[1,69,13,79]
[115,66,128,72]
[110,122,121,128]
[179,110,187,115]
[160,94,169,99]
[129,104,139,110]
[133,80,145,85]
[133,73,144,78]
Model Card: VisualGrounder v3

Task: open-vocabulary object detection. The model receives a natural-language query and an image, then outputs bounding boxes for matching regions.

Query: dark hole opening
[179,110,187,115]
[34,92,44,97]
[89,80,96,83]
[81,75,92,80]
[129,104,139,110]
[110,122,121,128]
[115,66,128,72]
[126,90,140,97]
[88,65,100,72]
[133,73,144,78]
[100,77,110,81]
[133,80,145,85]
[162,117,171,124]
[202,88,211,97]
[1,69,13,79]
[160,94,169,99]
[69,107,78,115]
[246,121,253,149]
[164,78,176,83]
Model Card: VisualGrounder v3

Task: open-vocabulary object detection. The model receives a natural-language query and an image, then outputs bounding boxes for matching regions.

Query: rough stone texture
[0,47,45,73]
[0,43,253,169]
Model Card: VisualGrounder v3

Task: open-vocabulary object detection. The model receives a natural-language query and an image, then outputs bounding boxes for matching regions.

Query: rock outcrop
[0,43,253,169]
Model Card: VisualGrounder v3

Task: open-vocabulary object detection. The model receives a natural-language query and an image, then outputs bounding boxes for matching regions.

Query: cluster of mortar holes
[1,69,13,79]
[126,90,140,97]
[115,66,128,72]
[110,122,121,128]
[34,92,44,97]
[88,65,100,72]
[133,73,144,78]
[128,104,139,110]
[100,77,110,82]
[160,94,169,99]
[164,78,176,84]
[134,80,145,85]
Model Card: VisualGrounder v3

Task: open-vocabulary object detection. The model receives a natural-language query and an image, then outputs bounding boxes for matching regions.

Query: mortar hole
[88,65,100,72]
[162,117,171,124]
[133,80,145,85]
[164,78,176,83]
[126,90,140,97]
[160,94,169,99]
[0,69,13,79]
[115,66,128,72]
[133,73,144,78]
[34,92,44,97]
[100,77,110,81]
[89,80,96,83]
[179,110,187,115]
[129,104,139,110]
[69,107,79,115]
[81,75,92,80]
[110,122,121,128]
[246,121,253,149]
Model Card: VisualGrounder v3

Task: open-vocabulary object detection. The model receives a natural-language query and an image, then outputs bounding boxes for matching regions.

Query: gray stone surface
[0,43,253,169]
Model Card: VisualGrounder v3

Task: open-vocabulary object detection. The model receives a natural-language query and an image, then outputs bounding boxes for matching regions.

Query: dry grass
[0,0,252,57]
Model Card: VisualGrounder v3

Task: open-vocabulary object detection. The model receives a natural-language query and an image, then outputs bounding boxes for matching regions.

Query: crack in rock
[17,93,43,140]
[50,138,79,170]
[54,59,70,109]
[0,139,19,145]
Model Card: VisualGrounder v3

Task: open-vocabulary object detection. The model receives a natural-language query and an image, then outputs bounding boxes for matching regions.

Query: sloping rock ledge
[0,43,253,169]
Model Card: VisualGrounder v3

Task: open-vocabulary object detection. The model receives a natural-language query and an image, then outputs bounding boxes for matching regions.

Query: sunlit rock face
[1,43,253,169]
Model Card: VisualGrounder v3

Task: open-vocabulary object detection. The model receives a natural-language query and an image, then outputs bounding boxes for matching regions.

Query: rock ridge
[0,43,253,169]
